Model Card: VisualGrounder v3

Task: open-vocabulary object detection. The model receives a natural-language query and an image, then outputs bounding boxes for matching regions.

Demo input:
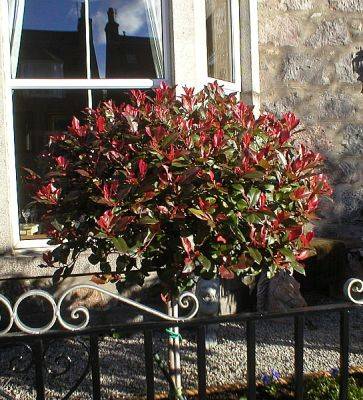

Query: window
[205,0,241,91]
[8,0,169,247]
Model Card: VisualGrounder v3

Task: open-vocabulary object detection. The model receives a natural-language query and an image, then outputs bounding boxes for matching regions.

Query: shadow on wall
[352,48,363,93]
[261,48,363,243]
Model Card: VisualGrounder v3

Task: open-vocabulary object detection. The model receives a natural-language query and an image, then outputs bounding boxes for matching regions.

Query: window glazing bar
[10,79,164,90]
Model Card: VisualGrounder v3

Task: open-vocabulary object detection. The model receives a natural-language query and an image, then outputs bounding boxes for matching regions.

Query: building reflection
[17,4,157,80]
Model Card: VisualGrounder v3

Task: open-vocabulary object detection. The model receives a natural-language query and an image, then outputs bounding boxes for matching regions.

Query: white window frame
[205,0,241,93]
[7,0,172,250]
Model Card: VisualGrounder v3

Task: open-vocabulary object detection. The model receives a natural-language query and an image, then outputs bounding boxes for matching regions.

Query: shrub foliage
[25,83,332,296]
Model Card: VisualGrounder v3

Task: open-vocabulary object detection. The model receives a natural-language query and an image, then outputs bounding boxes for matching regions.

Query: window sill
[206,77,241,94]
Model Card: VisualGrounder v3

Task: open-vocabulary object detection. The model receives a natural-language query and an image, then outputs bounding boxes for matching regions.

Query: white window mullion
[161,0,172,84]
[9,78,165,90]
[84,0,93,108]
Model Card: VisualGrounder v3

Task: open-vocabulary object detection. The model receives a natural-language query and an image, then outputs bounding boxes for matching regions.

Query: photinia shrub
[25,82,332,297]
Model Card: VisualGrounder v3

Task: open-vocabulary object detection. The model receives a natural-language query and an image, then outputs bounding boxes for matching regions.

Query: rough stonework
[258,0,363,241]
[259,14,300,46]
[281,0,313,11]
[329,0,363,12]
[282,54,330,84]
[306,19,351,47]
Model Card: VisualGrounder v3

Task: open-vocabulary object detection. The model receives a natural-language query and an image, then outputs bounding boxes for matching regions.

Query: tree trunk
[167,296,182,397]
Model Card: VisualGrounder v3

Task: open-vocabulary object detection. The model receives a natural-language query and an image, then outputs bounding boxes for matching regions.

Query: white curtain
[8,0,25,78]
[145,0,163,78]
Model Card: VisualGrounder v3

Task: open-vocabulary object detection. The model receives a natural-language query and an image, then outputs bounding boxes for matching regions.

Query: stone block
[306,19,351,47]
[256,270,306,313]
[333,183,363,222]
[259,14,300,47]
[333,158,362,184]
[341,124,363,155]
[328,0,363,12]
[335,53,358,83]
[282,53,330,84]
[279,0,313,10]
[261,91,300,117]
[319,92,356,119]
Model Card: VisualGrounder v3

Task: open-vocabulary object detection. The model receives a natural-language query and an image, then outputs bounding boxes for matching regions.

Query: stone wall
[258,0,363,243]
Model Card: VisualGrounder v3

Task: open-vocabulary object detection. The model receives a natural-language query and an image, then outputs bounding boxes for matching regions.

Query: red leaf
[300,231,314,247]
[96,116,106,133]
[36,183,61,205]
[216,235,227,244]
[287,225,303,241]
[212,129,224,148]
[96,209,117,234]
[295,250,312,261]
[181,236,194,255]
[219,265,235,280]
[55,156,69,170]
[307,195,319,213]
[281,112,300,131]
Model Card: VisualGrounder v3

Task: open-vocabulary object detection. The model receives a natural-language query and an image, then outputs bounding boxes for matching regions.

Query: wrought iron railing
[0,278,362,400]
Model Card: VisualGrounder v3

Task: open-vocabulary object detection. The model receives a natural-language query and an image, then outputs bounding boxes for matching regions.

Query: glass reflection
[14,0,164,79]
[89,0,163,78]
[206,0,234,82]
[15,0,88,78]
[13,90,88,239]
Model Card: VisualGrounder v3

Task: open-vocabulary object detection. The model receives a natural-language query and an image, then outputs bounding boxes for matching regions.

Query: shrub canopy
[26,83,332,296]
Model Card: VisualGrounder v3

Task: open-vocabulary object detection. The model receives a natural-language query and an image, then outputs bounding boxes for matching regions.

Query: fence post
[33,339,45,400]
[294,315,304,400]
[144,330,155,400]
[90,335,101,400]
[339,309,350,400]
[197,325,207,400]
[246,320,256,400]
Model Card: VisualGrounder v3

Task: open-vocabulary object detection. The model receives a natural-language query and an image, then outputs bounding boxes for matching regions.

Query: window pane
[206,0,234,82]
[89,0,164,78]
[92,89,153,106]
[15,0,87,78]
[13,90,88,240]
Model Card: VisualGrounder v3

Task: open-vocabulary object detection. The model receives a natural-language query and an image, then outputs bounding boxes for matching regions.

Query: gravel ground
[0,306,362,399]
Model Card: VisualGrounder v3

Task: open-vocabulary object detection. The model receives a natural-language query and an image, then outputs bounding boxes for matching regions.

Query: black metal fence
[0,302,360,400]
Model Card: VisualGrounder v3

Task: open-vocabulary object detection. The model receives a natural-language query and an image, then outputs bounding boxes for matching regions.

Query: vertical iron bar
[90,335,101,400]
[197,325,207,400]
[144,330,155,400]
[294,315,304,400]
[339,309,350,400]
[246,320,256,400]
[33,339,45,400]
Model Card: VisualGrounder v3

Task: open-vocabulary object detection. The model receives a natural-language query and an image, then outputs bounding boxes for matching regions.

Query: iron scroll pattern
[0,284,198,398]
[0,338,92,399]
[344,278,363,305]
[0,283,199,335]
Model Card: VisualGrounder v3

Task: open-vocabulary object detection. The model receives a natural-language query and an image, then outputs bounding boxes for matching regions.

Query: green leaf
[248,247,262,265]
[247,187,261,207]
[236,199,248,211]
[292,261,306,275]
[280,247,295,262]
[244,171,265,179]
[112,237,129,253]
[198,254,211,270]
[276,150,287,167]
[188,208,206,218]
[139,216,159,224]
[245,213,262,224]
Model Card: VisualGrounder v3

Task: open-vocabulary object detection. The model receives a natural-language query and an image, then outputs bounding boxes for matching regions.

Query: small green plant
[305,376,363,400]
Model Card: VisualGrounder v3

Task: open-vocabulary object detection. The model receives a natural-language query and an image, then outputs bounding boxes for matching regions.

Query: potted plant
[25,82,332,397]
